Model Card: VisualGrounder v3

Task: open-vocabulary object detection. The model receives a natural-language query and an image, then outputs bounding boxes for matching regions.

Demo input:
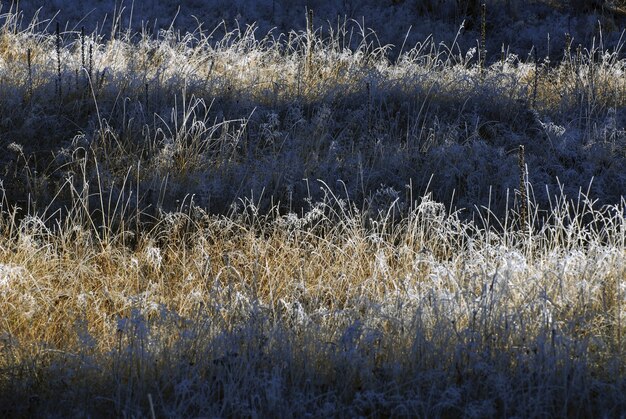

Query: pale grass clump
[1,183,625,416]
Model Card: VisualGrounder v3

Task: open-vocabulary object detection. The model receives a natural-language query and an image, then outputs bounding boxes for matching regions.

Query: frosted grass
[0,4,624,416]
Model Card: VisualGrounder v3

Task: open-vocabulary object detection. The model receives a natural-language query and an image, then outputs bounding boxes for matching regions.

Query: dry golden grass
[1,186,625,415]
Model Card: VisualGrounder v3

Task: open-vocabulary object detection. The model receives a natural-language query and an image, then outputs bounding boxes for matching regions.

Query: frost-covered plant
[0,4,625,415]
[0,5,624,216]
[0,180,624,416]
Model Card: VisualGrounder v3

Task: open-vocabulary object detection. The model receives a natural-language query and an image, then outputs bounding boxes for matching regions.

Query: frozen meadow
[0,1,625,416]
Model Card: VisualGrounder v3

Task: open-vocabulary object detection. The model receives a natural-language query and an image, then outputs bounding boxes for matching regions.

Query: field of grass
[0,3,625,417]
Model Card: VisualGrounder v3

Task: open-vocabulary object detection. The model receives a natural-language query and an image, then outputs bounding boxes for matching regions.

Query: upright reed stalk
[532,46,538,108]
[26,48,32,99]
[56,22,62,102]
[306,8,314,80]
[480,3,486,76]
[81,26,86,90]
[564,33,571,71]
[89,43,94,83]
[518,145,528,233]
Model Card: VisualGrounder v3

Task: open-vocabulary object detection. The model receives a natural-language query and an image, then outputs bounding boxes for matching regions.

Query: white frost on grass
[143,244,163,270]
[10,0,626,70]
[0,263,26,291]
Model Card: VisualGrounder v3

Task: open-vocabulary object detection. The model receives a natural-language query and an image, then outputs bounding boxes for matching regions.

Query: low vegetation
[0,3,625,416]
